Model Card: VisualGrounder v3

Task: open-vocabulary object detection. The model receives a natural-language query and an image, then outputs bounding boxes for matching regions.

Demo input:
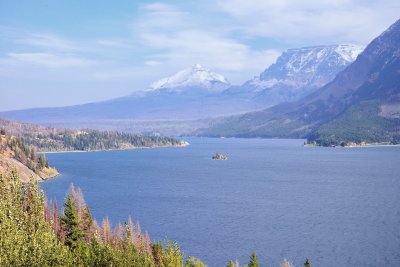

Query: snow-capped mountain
[245,44,364,93]
[0,45,365,134]
[198,19,400,142]
[148,64,230,92]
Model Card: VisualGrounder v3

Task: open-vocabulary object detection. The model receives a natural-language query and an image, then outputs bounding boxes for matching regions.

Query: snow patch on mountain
[246,44,364,91]
[334,45,364,62]
[148,64,230,91]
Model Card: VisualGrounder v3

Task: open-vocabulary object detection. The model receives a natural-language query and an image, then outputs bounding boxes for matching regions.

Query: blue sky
[0,0,399,111]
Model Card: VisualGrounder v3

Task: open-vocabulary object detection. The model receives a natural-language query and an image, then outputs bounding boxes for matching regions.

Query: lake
[41,138,400,266]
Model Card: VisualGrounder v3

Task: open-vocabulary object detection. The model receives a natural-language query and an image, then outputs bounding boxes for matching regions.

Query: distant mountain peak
[148,64,230,91]
[246,44,364,91]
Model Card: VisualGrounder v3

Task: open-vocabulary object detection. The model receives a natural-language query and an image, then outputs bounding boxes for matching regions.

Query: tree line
[22,129,184,152]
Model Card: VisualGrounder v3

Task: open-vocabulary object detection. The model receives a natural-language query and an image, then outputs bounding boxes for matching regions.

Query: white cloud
[96,39,132,48]
[1,0,398,111]
[144,60,162,66]
[133,3,281,84]
[15,33,82,52]
[216,0,400,44]
[7,52,95,68]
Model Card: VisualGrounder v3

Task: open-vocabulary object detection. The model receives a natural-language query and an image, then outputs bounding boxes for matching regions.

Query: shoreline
[304,142,400,148]
[39,172,60,182]
[344,143,400,148]
[40,142,190,154]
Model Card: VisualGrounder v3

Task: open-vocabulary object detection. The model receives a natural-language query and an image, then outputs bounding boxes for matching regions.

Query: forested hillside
[0,118,187,152]
[0,131,58,182]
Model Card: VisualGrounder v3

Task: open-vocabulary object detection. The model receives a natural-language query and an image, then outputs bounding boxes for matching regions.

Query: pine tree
[248,252,259,267]
[0,172,69,266]
[101,217,112,244]
[81,206,93,241]
[151,242,165,267]
[163,242,184,267]
[68,183,93,241]
[304,258,311,267]
[38,154,47,169]
[184,256,207,267]
[61,195,84,248]
[52,198,64,240]
[227,260,235,267]
[282,259,294,267]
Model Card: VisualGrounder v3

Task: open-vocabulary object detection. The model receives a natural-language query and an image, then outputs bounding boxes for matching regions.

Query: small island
[212,152,228,160]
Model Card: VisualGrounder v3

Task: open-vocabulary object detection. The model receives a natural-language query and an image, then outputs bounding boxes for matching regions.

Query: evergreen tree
[282,259,294,267]
[248,252,259,267]
[0,172,69,266]
[304,258,311,267]
[61,195,84,248]
[184,256,207,267]
[52,198,64,241]
[151,242,165,267]
[38,154,47,169]
[227,260,235,267]
[163,242,184,267]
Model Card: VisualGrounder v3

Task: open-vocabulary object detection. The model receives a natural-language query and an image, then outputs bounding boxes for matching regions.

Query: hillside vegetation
[0,118,187,152]
[307,101,400,146]
[0,132,58,182]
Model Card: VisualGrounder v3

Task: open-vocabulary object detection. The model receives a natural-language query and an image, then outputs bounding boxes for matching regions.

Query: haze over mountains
[0,44,362,130]
[1,19,399,145]
[198,19,400,146]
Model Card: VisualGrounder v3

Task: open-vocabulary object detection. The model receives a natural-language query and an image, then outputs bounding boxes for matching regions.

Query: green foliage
[38,154,48,169]
[184,256,207,267]
[0,135,52,174]
[163,242,184,267]
[0,172,70,266]
[227,260,235,267]
[0,171,204,267]
[248,252,259,267]
[61,195,84,249]
[307,100,400,146]
[20,129,184,152]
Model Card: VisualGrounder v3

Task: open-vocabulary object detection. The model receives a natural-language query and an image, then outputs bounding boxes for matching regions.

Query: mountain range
[1,19,399,145]
[197,19,400,146]
[0,45,362,129]
[236,44,363,105]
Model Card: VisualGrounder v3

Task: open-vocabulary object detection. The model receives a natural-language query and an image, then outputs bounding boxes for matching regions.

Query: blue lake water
[41,138,400,266]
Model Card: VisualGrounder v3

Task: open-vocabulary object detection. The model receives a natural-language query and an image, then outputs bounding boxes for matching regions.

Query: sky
[0,0,399,111]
